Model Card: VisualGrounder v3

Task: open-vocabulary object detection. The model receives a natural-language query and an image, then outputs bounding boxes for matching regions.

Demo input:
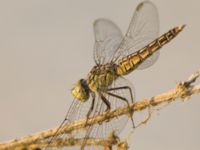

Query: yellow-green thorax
[71,64,118,102]
[86,64,118,92]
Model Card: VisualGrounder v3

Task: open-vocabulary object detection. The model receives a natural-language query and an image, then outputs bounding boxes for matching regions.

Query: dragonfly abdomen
[116,25,185,76]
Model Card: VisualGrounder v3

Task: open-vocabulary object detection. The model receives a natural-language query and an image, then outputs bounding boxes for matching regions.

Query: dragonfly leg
[82,93,110,150]
[107,86,134,103]
[85,93,96,126]
[99,92,111,112]
[104,90,135,128]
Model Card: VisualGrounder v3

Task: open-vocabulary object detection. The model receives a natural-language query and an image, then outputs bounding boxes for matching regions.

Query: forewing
[93,18,123,65]
[114,1,159,69]
[44,99,95,150]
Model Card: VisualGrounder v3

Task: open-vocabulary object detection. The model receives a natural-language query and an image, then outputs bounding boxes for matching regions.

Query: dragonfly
[46,1,185,149]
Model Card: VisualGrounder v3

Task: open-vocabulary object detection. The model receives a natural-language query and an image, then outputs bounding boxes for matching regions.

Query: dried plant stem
[0,69,200,150]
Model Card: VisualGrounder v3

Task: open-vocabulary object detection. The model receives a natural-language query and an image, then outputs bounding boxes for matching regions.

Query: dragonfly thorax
[86,64,119,92]
[71,64,119,102]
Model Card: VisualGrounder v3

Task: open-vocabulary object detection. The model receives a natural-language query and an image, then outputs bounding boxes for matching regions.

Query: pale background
[0,0,199,150]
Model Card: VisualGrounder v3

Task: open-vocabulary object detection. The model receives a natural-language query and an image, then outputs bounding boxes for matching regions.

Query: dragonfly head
[71,79,90,102]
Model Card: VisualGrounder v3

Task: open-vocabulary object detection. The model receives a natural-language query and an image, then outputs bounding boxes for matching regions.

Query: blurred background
[0,0,199,149]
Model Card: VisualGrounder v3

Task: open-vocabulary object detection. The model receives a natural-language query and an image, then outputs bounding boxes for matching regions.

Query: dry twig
[0,69,200,150]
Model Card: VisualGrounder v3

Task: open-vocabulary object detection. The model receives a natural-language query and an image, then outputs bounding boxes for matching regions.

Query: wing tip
[93,18,112,26]
[136,2,144,11]
[136,1,156,12]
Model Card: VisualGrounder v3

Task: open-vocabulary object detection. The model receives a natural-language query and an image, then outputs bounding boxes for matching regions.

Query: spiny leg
[85,93,96,126]
[82,93,110,150]
[105,90,135,128]
[106,86,135,123]
[99,92,111,112]
[81,93,96,149]
[107,86,134,103]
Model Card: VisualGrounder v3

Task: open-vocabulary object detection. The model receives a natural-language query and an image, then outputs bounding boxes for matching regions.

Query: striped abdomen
[116,25,185,76]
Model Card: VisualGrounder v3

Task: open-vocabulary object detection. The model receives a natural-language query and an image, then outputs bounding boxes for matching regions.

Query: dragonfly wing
[45,77,135,149]
[93,18,123,65]
[85,76,135,138]
[104,76,135,133]
[44,99,96,149]
[113,1,159,69]
[78,76,135,149]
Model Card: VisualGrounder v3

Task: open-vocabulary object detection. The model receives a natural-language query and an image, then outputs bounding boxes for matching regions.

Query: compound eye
[80,79,85,83]
[79,79,88,89]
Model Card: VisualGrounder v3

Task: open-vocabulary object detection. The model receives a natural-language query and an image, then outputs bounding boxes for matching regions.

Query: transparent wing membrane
[93,18,123,65]
[45,77,135,150]
[116,1,159,69]
[79,77,135,149]
[93,1,159,69]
